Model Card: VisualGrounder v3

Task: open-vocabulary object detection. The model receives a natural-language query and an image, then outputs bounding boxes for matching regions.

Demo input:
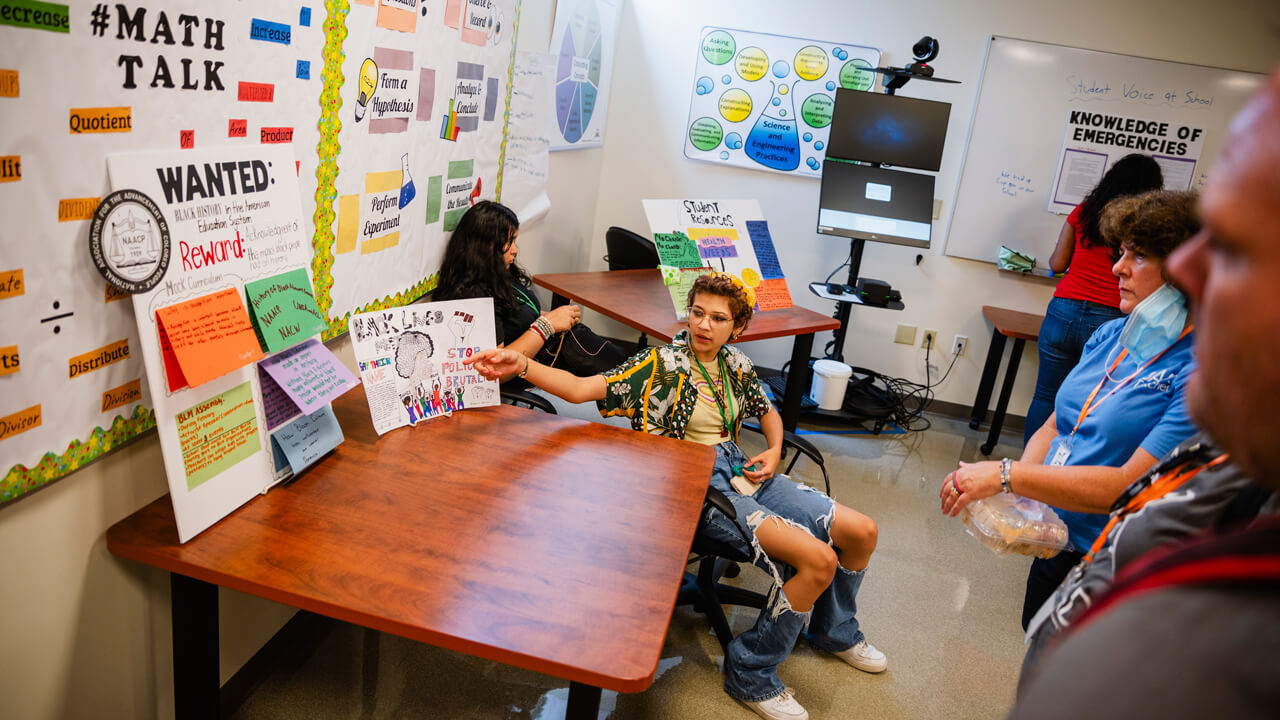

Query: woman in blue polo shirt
[940,189,1201,629]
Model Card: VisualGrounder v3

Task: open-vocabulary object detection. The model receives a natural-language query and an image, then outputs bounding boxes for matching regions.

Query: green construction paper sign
[175,381,261,490]
[245,268,326,352]
[653,231,703,268]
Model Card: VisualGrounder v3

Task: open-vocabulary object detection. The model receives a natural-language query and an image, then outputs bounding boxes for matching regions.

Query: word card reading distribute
[258,337,359,414]
[245,267,325,353]
[156,287,264,391]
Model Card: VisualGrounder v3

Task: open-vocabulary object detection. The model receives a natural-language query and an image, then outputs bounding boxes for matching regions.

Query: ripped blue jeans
[699,441,868,702]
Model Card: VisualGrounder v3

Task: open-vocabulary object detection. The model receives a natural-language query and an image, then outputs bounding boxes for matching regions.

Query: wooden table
[969,305,1043,454]
[534,269,840,432]
[107,384,714,720]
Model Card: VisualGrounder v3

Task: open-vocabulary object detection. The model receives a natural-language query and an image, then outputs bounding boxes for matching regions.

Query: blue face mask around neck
[1118,282,1188,363]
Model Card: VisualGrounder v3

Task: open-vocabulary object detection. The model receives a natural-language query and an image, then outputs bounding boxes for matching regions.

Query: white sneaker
[831,639,887,673]
[740,688,809,720]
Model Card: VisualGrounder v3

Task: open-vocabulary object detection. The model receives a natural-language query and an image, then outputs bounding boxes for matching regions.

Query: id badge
[1048,434,1074,467]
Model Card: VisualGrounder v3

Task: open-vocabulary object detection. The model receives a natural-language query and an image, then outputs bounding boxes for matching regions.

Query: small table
[970,305,1043,455]
[534,269,840,432]
[107,385,714,720]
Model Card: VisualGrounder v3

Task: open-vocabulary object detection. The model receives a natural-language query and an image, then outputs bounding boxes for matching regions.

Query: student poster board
[642,199,791,318]
[0,1,521,504]
[683,27,879,178]
[108,144,350,542]
[349,297,499,435]
[945,36,1265,265]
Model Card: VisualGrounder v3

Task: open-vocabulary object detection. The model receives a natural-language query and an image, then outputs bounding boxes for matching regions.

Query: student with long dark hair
[1024,154,1164,443]
[434,201,626,381]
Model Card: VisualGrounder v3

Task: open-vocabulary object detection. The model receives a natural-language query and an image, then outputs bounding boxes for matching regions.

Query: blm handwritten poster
[349,297,499,435]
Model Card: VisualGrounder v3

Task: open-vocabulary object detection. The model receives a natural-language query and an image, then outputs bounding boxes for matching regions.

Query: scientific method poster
[349,297,499,435]
[1048,108,1206,213]
[547,0,620,150]
[683,27,879,178]
[323,0,520,331]
[642,198,791,317]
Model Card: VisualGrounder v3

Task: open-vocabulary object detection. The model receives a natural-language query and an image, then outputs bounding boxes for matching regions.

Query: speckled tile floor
[229,397,1031,720]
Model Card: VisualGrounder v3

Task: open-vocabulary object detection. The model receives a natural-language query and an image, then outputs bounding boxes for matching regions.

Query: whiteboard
[945,36,1265,265]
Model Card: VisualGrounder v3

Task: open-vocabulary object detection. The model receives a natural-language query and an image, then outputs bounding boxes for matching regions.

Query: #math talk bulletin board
[0,0,521,505]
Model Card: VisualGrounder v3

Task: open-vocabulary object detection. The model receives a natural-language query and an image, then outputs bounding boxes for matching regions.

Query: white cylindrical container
[810,359,853,411]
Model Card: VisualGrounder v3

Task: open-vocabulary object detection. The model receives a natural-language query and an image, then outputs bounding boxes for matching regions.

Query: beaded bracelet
[1000,457,1013,493]
[529,315,553,341]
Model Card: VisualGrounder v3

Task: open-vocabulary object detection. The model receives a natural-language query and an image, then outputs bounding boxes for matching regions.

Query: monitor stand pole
[825,237,865,363]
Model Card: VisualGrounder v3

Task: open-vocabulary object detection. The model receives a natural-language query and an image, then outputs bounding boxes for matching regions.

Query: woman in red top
[1023,154,1163,444]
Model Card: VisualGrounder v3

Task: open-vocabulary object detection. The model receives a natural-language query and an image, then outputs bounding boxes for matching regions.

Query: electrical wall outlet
[933,199,943,220]
[921,329,938,349]
[952,334,968,356]
[894,324,918,345]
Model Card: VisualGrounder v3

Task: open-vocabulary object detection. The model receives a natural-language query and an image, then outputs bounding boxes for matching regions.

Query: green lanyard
[693,352,736,437]
[512,285,538,314]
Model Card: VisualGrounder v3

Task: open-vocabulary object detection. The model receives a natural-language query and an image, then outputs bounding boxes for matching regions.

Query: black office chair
[604,226,661,350]
[677,486,767,652]
[741,421,831,496]
[604,226,660,271]
[500,386,557,414]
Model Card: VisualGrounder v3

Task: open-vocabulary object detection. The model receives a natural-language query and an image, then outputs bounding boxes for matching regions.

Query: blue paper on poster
[270,404,344,474]
[299,6,311,26]
[270,430,291,472]
[746,220,785,279]
[249,18,292,45]
[296,60,310,79]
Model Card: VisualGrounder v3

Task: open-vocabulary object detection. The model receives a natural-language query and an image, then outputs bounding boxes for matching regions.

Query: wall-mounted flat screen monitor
[817,161,935,249]
[825,89,951,171]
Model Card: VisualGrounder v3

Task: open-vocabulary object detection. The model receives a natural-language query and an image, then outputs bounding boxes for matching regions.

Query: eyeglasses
[687,306,733,326]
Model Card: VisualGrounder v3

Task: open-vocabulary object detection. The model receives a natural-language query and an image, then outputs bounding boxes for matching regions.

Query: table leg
[565,681,602,720]
[970,329,1007,430]
[982,338,1026,456]
[171,574,219,720]
[780,333,815,433]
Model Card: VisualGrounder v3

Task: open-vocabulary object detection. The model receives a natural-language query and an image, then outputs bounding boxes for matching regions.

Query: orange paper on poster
[753,278,793,312]
[155,287,264,389]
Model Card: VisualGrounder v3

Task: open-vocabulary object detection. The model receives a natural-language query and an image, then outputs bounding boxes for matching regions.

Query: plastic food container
[961,494,1069,559]
[810,359,853,410]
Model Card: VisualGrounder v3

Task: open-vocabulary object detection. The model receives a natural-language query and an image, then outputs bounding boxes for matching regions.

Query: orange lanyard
[1083,453,1230,563]
[1069,325,1193,437]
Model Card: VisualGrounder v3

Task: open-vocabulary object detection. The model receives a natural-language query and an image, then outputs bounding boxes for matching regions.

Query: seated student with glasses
[467,272,883,720]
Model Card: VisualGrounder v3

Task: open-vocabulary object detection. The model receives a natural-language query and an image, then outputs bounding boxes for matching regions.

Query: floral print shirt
[597,330,773,439]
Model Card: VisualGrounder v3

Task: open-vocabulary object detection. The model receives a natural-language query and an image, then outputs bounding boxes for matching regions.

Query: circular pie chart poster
[550,0,620,149]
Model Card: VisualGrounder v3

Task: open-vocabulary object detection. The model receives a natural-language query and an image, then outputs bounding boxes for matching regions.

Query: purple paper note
[259,365,302,431]
[260,338,360,414]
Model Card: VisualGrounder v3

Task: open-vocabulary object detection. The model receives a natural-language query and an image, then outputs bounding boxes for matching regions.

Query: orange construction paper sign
[754,278,793,312]
[155,287,264,388]
[157,319,189,392]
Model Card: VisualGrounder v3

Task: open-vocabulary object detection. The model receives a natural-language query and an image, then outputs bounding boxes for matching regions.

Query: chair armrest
[705,485,737,521]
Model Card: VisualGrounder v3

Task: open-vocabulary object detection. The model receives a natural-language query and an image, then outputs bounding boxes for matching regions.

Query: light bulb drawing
[355,58,378,122]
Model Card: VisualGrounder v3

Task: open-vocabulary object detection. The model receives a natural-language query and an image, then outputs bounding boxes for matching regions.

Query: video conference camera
[908,36,939,77]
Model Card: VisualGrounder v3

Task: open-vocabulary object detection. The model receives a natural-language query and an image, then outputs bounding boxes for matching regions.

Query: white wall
[1,2,1275,719]
[518,0,1279,411]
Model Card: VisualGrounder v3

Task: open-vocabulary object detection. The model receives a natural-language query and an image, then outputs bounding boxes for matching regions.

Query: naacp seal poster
[88,189,171,294]
[0,1,521,504]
